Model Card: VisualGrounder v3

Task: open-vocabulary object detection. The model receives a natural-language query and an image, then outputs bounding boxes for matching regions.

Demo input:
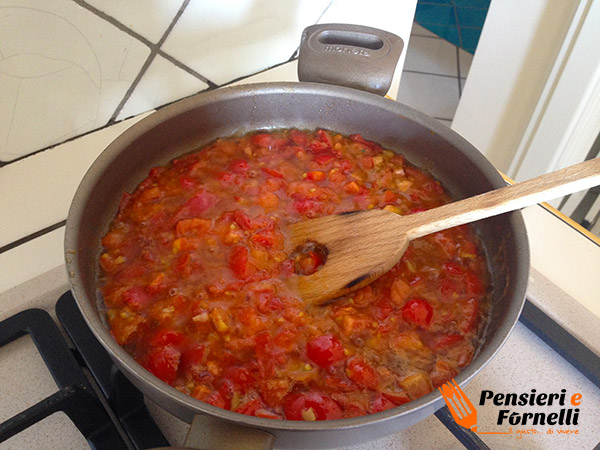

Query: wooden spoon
[287,158,600,305]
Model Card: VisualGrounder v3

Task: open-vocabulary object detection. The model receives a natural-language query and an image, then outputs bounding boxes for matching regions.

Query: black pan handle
[297,23,404,96]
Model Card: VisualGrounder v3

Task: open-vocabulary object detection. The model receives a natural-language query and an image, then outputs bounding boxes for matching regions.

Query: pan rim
[65,81,529,433]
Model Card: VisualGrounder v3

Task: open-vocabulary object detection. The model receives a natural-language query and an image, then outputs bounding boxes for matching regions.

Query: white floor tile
[0,0,150,162]
[411,22,440,38]
[84,0,185,43]
[319,0,416,39]
[403,35,458,76]
[117,55,209,121]
[397,71,459,119]
[458,48,474,78]
[162,0,330,85]
[230,60,299,85]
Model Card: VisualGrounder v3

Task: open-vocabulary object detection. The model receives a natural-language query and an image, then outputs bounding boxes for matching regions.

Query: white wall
[451,0,600,184]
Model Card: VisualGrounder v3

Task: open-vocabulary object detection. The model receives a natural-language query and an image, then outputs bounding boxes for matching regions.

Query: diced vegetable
[306,335,345,367]
[402,298,434,327]
[99,129,490,420]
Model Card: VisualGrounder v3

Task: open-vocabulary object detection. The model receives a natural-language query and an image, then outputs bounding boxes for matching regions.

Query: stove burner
[0,293,169,450]
[1,291,598,449]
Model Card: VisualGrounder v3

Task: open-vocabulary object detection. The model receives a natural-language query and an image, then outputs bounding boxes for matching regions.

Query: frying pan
[65,24,528,449]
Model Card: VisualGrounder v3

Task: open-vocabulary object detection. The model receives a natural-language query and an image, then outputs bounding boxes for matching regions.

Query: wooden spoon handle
[402,158,600,240]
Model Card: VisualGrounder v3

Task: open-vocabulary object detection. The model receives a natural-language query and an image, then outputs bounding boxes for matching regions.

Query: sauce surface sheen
[99,129,491,421]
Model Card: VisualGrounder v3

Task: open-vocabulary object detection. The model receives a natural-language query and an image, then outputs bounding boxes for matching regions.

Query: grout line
[0,221,66,255]
[73,0,155,48]
[155,50,218,88]
[107,0,212,123]
[155,0,191,48]
[403,69,460,80]
[289,0,335,63]
[449,0,464,50]
[72,0,217,124]
[220,58,299,88]
[455,45,463,97]
[108,53,158,123]
[411,32,442,40]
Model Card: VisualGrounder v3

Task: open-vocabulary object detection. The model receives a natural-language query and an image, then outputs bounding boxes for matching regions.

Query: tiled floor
[397,22,473,126]
[414,0,490,53]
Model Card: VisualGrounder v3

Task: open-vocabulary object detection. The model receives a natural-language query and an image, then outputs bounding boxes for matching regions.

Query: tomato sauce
[99,129,491,420]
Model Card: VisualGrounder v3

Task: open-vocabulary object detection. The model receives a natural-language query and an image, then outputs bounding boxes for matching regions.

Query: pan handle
[150,414,275,450]
[297,23,404,96]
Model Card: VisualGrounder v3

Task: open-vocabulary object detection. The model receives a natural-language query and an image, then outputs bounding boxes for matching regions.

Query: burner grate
[56,292,170,449]
[2,291,599,449]
[0,309,129,449]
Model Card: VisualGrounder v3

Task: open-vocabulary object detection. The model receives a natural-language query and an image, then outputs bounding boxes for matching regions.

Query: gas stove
[1,264,599,449]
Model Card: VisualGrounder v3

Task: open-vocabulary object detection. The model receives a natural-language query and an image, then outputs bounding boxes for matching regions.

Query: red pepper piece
[233,210,253,230]
[261,167,284,178]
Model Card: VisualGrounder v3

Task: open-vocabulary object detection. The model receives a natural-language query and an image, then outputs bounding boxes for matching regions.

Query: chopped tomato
[443,262,465,276]
[306,335,345,367]
[289,129,309,146]
[235,397,263,415]
[382,389,411,406]
[223,366,255,393]
[175,218,211,235]
[229,245,253,280]
[100,129,490,421]
[251,133,282,148]
[294,199,322,218]
[250,234,274,248]
[402,298,434,327]
[346,357,379,390]
[390,278,411,306]
[233,210,253,230]
[370,394,396,413]
[314,153,336,165]
[146,345,181,384]
[430,360,458,388]
[431,334,464,350]
[109,311,145,345]
[121,287,151,311]
[230,159,249,173]
[180,191,216,217]
[205,391,227,409]
[284,392,342,421]
[400,373,433,400]
[151,329,184,348]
